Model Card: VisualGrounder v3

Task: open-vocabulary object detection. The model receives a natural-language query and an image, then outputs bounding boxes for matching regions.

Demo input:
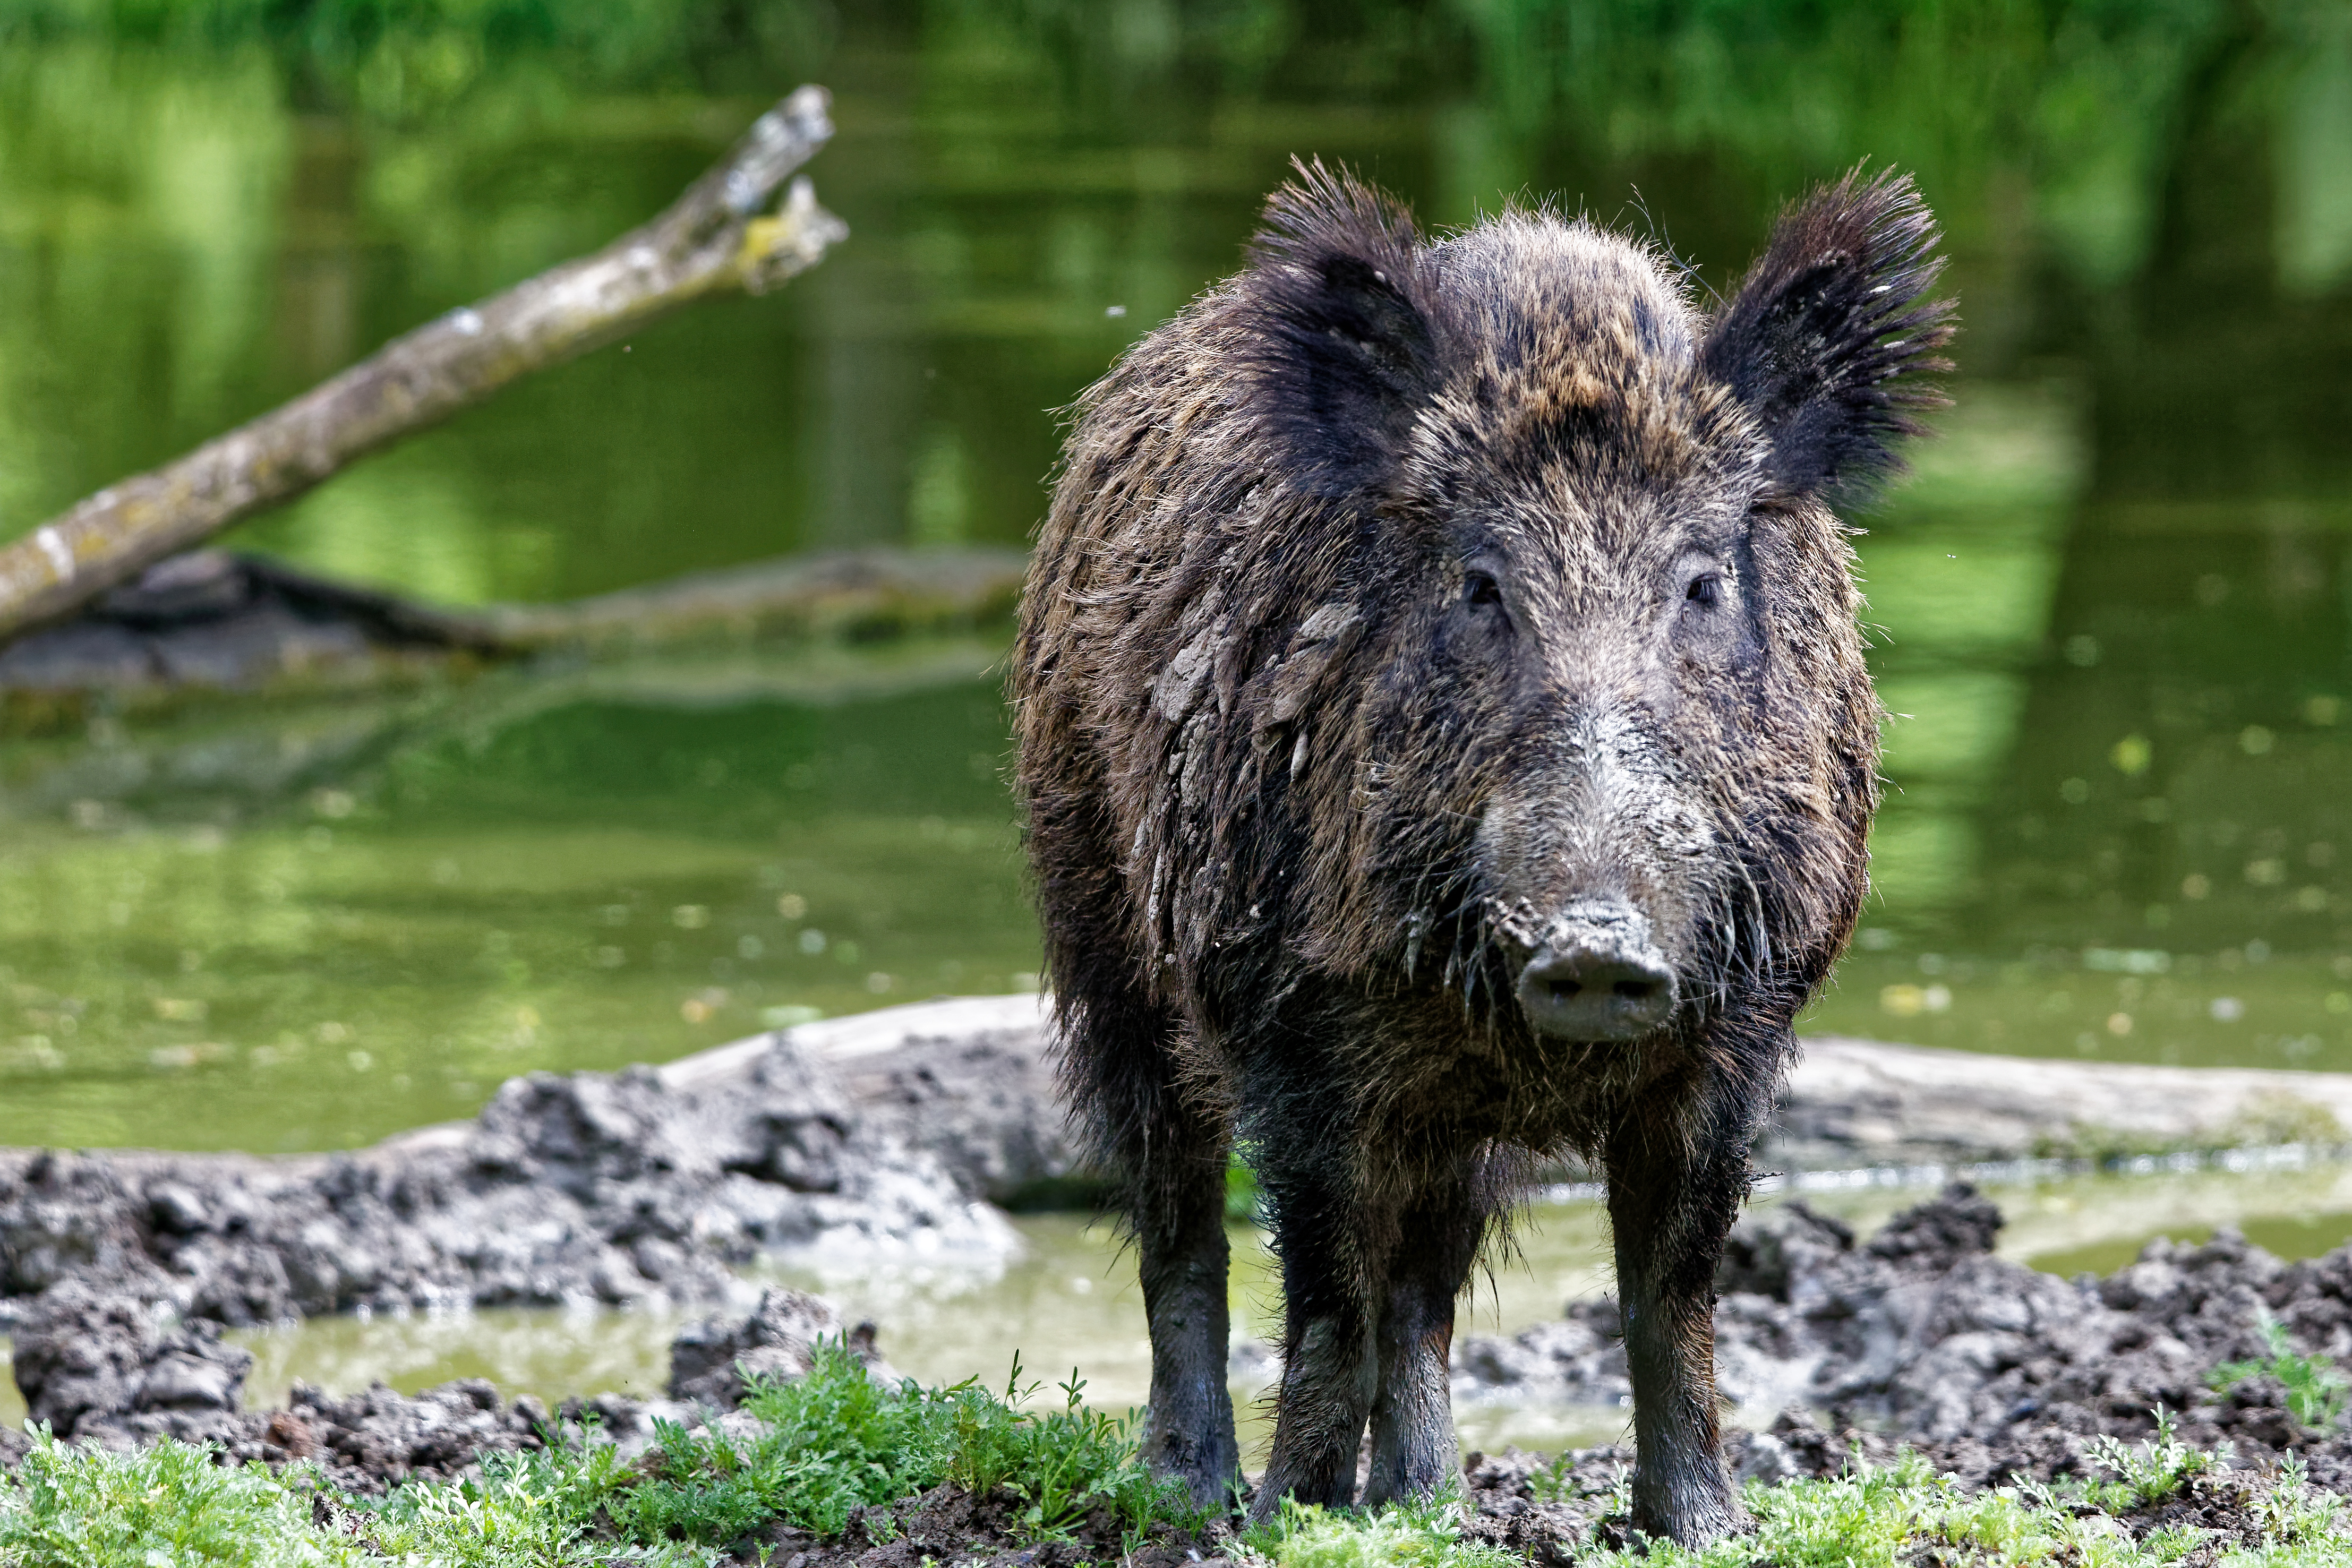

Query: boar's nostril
[1517,942,1677,1041]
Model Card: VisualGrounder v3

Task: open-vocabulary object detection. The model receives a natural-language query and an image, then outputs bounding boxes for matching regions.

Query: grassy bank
[6,1348,2350,1567]
[0,1346,1206,1567]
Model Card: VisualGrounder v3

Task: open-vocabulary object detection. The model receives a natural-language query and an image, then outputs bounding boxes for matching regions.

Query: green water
[0,4,2349,1150]
[0,641,1040,1149]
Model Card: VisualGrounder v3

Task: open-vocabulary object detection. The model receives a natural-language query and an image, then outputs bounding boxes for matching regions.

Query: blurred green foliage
[0,0,2339,293]
[0,0,2341,299]
[0,0,833,113]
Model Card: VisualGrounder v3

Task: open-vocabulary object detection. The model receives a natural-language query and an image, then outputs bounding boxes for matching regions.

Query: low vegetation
[2216,1313,2352,1435]
[0,1433,353,1568]
[0,1344,1205,1568]
[4,1360,2350,1568]
[1245,1495,1518,1568]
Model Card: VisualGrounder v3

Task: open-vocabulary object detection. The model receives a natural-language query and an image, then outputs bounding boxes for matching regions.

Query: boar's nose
[1516,911,1677,1041]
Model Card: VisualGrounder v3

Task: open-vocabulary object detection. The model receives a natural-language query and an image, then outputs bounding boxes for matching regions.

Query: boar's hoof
[1516,939,1675,1040]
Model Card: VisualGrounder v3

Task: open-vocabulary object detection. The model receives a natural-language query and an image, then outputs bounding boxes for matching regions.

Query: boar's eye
[1463,570,1504,609]
[1683,572,1722,610]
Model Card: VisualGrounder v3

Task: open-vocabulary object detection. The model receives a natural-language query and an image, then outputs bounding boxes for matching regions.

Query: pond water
[0,1,2347,1150]
[1,0,2351,1436]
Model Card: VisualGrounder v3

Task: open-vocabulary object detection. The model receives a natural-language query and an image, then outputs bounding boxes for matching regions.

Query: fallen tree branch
[0,84,846,645]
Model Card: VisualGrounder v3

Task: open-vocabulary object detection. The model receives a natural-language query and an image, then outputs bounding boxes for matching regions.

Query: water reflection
[1801,20,2352,1066]
[0,644,1040,1149]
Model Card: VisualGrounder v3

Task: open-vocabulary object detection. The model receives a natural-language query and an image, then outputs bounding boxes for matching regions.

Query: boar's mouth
[1510,899,1678,1041]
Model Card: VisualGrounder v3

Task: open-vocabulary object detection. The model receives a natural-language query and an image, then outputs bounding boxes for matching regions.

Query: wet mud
[1452,1184,2352,1558]
[0,1016,1067,1342]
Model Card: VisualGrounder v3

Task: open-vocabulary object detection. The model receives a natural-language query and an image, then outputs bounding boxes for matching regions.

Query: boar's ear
[1701,167,1955,504]
[1238,158,1444,500]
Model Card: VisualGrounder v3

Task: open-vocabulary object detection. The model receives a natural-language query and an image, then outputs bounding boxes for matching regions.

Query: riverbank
[15,1006,2352,1558]
[12,1184,2352,1565]
[12,993,2352,1349]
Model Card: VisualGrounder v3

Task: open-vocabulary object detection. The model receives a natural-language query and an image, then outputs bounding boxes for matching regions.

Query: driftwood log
[0,85,846,645]
[0,544,1032,695]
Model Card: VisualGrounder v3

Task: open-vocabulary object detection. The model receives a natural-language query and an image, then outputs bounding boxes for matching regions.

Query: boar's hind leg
[1362,1184,1484,1505]
[1603,1086,1754,1547]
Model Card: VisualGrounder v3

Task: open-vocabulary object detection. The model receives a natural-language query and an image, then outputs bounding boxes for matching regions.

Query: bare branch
[0,84,846,644]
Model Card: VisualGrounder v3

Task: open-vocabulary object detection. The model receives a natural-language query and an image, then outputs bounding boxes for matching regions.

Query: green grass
[2214,1312,2352,1434]
[4,1369,2349,1567]
[1559,1437,2338,1568]
[344,1442,704,1568]
[1242,1494,1519,1568]
[0,1432,361,1568]
[1229,1420,2347,1568]
[0,1342,1203,1567]
[943,1358,1211,1540]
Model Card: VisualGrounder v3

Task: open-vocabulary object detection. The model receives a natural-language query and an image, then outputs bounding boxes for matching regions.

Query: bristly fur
[1012,160,1953,1544]
[1699,164,1956,504]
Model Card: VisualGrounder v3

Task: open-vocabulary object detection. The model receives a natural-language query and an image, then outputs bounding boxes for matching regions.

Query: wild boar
[1011,162,1952,1545]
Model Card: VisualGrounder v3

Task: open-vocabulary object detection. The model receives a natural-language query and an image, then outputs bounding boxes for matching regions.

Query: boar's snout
[1513,901,1677,1041]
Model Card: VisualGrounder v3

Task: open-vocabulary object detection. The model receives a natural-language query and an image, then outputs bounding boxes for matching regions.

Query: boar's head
[1221,164,1951,1054]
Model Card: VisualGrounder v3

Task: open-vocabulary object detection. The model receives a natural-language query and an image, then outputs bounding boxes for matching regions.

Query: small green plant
[1238,1493,1516,1568]
[946,1355,1207,1546]
[2213,1310,2352,1434]
[355,1341,1199,1560]
[2257,1453,2347,1548]
[2082,1407,2231,1510]
[1738,1446,1942,1568]
[1523,1450,1584,1505]
[347,1438,688,1567]
[610,1417,805,1548]
[725,1339,962,1536]
[0,1426,362,1568]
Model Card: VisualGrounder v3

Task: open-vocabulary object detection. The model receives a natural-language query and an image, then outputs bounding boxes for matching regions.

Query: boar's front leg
[1062,983,1237,1507]
[1362,1179,1484,1505]
[1129,1057,1241,1510]
[1603,1073,1756,1547]
[1253,1153,1379,1515]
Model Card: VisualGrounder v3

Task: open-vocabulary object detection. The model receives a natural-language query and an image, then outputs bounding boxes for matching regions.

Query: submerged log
[0,85,845,645]
[0,544,1028,696]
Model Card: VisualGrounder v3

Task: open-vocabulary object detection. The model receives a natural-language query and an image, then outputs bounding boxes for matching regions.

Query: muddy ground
[1451,1183,2352,1561]
[0,1017,1067,1339]
[12,1185,2352,1562]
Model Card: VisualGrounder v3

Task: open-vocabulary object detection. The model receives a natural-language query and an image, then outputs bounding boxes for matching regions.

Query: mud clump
[0,1036,1021,1338]
[10,1278,255,1447]
[1456,1446,1630,1565]
[1461,1182,2352,1490]
[667,1286,895,1411]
